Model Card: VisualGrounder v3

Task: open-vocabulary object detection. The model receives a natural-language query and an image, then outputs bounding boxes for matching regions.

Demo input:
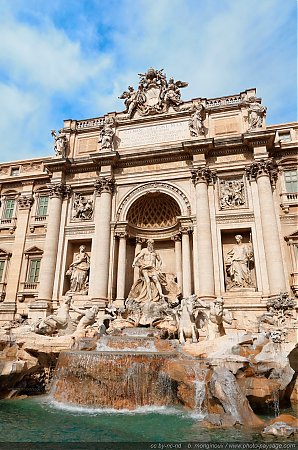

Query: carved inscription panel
[117,121,190,148]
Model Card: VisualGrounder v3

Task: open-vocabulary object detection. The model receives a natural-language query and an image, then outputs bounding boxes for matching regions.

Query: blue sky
[0,0,296,162]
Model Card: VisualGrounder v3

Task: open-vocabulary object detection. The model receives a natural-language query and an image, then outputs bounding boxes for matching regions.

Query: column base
[28,300,50,323]
[114,299,125,308]
[197,294,216,301]
[90,298,109,308]
[0,302,16,324]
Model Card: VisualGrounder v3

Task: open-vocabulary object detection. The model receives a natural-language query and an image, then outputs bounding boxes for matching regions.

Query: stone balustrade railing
[280,192,298,213]
[77,118,104,129]
[20,282,39,291]
[206,95,242,108]
[0,282,6,301]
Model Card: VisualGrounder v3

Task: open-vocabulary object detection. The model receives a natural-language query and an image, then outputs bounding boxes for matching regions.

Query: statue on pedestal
[51,129,67,157]
[189,103,206,137]
[241,96,267,130]
[225,235,254,289]
[66,245,90,294]
[114,239,181,329]
[99,117,115,151]
[131,239,166,303]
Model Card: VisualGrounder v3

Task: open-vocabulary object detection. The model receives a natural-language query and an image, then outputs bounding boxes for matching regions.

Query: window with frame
[10,167,20,176]
[2,199,15,219]
[284,170,298,193]
[279,131,291,142]
[0,260,5,282]
[27,259,41,283]
[36,196,49,216]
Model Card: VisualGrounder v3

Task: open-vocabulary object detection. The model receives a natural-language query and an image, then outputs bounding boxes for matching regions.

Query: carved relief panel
[218,176,247,210]
[71,192,94,221]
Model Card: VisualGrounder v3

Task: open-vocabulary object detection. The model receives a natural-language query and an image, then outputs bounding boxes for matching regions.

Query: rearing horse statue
[176,294,198,344]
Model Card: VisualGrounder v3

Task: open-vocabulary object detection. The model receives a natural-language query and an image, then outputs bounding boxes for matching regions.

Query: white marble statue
[71,304,99,336]
[242,96,267,130]
[189,103,206,136]
[225,235,254,289]
[131,239,166,302]
[34,295,72,335]
[51,129,67,157]
[99,118,115,151]
[195,297,232,340]
[119,68,188,117]
[176,294,198,344]
[66,245,90,294]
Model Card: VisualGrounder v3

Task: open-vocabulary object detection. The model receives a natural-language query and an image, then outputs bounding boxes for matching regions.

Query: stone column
[38,183,69,302]
[5,195,34,304]
[134,237,144,283]
[191,167,216,299]
[171,233,182,289]
[89,177,115,304]
[181,226,192,297]
[116,231,127,303]
[246,159,286,294]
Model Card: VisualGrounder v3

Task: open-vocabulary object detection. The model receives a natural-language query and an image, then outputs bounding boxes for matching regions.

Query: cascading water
[51,348,178,409]
[272,388,280,417]
[193,367,207,416]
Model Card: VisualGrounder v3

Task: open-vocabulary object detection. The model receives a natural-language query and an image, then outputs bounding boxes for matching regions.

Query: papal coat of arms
[119,68,188,118]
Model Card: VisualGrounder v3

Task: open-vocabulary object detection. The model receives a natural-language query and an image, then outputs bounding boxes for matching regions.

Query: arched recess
[116,181,191,222]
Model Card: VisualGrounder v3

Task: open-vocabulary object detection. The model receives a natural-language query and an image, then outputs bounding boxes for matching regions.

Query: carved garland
[116,182,191,221]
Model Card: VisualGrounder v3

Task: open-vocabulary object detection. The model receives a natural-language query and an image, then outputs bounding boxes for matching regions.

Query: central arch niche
[127,192,181,230]
[113,187,193,301]
[120,192,182,297]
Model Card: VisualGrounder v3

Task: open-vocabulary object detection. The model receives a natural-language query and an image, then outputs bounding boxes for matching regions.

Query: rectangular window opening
[285,170,298,193]
[2,199,15,219]
[27,259,41,283]
[36,196,49,216]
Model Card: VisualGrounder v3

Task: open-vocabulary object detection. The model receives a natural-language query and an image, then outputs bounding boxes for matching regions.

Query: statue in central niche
[124,239,181,327]
[132,239,166,302]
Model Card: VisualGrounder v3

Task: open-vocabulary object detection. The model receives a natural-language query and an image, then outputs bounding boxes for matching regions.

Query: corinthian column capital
[245,158,278,186]
[94,177,115,196]
[191,166,217,185]
[17,195,34,210]
[48,182,71,198]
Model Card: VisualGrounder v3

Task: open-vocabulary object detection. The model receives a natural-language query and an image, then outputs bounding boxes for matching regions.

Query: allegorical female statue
[66,245,90,294]
[225,235,254,289]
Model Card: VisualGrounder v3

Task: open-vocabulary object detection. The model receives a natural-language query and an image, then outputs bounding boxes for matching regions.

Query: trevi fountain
[0,68,297,446]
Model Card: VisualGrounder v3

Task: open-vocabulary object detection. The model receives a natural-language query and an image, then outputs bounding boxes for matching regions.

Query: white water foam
[96,341,157,352]
[46,398,185,416]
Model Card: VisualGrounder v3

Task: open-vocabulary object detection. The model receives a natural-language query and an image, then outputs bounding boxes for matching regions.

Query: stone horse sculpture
[176,294,198,344]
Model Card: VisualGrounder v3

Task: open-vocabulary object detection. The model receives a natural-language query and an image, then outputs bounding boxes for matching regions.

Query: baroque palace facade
[0,68,297,328]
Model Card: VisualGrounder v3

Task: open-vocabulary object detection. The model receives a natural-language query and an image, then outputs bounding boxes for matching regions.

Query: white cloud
[0,0,296,161]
